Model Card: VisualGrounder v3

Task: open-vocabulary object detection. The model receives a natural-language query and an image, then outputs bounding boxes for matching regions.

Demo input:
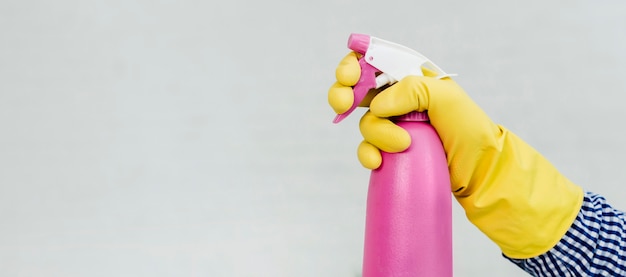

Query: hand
[328,51,583,259]
[329,52,500,197]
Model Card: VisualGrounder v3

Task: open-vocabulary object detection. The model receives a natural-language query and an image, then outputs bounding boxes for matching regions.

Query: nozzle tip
[347,33,370,54]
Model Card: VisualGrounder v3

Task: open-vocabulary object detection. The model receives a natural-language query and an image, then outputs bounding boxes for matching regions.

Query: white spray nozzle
[333,34,454,123]
[365,36,451,85]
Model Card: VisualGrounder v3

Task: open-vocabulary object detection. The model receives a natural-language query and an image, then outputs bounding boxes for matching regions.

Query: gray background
[1,0,626,276]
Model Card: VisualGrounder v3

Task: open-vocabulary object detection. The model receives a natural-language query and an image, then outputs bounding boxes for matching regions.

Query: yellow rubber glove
[328,52,584,259]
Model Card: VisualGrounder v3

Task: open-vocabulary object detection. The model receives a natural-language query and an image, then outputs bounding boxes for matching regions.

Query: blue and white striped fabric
[505,192,626,276]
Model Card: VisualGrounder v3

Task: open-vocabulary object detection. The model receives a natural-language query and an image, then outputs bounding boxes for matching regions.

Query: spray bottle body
[332,33,454,276]
[362,115,452,277]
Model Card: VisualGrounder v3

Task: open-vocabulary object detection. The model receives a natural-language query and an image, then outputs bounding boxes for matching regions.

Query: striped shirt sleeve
[505,192,626,276]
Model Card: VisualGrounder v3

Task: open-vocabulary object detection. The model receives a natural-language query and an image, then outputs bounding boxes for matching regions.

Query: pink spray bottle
[334,34,453,276]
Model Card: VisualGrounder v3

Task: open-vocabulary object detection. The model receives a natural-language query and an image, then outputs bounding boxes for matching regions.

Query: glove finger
[357,141,382,170]
[359,110,411,153]
[328,82,354,114]
[369,75,430,118]
[336,52,361,87]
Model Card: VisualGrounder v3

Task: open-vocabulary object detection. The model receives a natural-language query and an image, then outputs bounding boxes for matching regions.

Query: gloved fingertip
[336,52,361,86]
[384,130,411,153]
[360,112,412,153]
[358,141,382,170]
[328,83,354,114]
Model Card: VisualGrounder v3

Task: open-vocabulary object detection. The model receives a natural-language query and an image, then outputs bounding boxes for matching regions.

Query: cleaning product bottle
[334,33,453,276]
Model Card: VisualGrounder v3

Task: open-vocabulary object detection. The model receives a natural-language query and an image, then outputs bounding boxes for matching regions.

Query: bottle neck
[393,111,429,122]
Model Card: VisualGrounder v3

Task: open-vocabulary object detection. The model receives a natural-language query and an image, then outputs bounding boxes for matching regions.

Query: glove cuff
[455,127,584,258]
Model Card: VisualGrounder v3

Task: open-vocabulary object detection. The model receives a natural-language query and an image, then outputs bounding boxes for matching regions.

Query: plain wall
[2,0,626,276]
